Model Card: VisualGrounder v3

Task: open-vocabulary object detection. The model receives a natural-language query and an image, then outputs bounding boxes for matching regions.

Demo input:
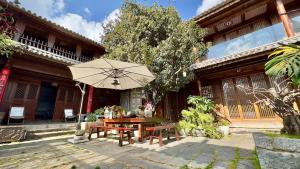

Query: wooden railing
[19,34,91,63]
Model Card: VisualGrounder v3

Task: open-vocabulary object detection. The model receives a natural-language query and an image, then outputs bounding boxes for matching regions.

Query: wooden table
[103,118,155,142]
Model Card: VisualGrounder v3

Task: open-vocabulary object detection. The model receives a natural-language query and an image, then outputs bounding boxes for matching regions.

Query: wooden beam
[275,0,295,37]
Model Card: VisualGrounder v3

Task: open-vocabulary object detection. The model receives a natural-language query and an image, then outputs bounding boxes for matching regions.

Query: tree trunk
[281,115,300,135]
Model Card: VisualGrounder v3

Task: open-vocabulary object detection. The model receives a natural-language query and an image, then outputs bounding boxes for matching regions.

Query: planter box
[253,133,300,169]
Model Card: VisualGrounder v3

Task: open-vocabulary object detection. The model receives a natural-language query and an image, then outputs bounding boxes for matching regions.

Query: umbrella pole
[77,83,86,126]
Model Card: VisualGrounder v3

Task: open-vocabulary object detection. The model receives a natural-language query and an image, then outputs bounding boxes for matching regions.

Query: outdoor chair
[8,106,25,125]
[64,109,77,122]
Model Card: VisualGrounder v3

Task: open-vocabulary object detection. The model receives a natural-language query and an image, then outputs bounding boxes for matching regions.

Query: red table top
[103,118,154,123]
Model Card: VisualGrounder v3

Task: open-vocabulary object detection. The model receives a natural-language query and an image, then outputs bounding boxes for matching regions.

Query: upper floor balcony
[17,34,92,64]
[207,16,300,60]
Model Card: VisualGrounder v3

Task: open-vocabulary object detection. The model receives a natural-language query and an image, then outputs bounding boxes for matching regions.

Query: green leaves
[265,44,300,87]
[101,2,207,104]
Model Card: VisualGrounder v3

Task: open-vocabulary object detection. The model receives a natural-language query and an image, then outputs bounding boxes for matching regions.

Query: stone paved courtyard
[0,134,256,169]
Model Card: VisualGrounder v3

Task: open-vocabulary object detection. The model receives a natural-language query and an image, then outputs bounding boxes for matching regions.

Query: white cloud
[196,0,225,15]
[19,0,65,18]
[84,7,91,15]
[18,0,120,42]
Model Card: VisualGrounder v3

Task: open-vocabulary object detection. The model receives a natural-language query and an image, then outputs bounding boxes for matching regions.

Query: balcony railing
[207,23,286,59]
[18,34,91,63]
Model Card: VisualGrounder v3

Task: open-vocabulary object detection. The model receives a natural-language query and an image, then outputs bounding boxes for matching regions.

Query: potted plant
[217,119,231,136]
[178,96,223,139]
[74,124,86,140]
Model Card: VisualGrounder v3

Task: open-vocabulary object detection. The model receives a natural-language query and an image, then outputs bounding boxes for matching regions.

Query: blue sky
[17,0,224,41]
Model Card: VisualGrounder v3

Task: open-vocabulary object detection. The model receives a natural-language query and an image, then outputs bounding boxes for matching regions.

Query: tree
[101,2,207,105]
[0,2,17,58]
[237,79,300,135]
[265,44,300,87]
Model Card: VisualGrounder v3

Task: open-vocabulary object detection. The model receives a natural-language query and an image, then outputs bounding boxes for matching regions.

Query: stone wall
[0,127,27,143]
[253,133,300,169]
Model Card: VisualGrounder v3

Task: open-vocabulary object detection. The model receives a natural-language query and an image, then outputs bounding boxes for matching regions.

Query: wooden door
[53,86,79,120]
[222,79,240,119]
[10,81,40,120]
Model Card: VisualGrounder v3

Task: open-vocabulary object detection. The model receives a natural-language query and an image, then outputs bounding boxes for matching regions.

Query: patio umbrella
[68,58,155,122]
[69,58,155,90]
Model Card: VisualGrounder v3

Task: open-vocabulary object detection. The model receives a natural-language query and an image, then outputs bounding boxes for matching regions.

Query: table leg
[158,129,163,146]
[138,124,143,142]
[88,127,93,140]
[149,130,154,145]
[167,128,170,140]
[96,127,100,138]
[119,130,124,147]
[175,128,180,141]
[104,122,107,137]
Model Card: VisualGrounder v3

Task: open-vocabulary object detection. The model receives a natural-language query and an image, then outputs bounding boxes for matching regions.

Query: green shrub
[217,119,231,126]
[178,96,223,139]
[94,108,105,116]
[86,113,97,122]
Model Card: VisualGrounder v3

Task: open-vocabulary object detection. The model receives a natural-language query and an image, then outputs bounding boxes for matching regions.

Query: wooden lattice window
[250,74,276,118]
[27,84,38,100]
[201,86,213,99]
[235,77,256,119]
[58,87,66,101]
[14,83,27,99]
[67,88,74,102]
[222,79,240,119]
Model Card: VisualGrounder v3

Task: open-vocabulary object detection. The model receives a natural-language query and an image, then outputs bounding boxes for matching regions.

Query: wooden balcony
[18,34,91,64]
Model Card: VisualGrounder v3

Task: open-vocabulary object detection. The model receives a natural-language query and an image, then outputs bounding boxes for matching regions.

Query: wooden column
[275,0,295,37]
[0,68,11,103]
[13,20,26,41]
[197,79,202,96]
[47,34,56,51]
[86,86,94,113]
[76,45,82,61]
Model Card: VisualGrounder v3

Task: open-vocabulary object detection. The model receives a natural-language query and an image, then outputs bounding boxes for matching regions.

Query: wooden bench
[88,125,135,147]
[145,123,179,146]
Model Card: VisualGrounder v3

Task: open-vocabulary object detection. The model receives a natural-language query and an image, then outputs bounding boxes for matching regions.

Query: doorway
[36,82,58,120]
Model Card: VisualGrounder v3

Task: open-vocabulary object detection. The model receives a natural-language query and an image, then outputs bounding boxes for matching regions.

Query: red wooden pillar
[275,0,295,37]
[86,86,94,113]
[0,68,11,103]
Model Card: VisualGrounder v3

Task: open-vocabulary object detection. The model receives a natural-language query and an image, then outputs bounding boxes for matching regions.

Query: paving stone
[213,161,230,169]
[237,160,255,169]
[0,134,256,169]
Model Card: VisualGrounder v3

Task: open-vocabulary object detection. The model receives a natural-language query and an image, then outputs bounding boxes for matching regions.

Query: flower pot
[218,126,230,135]
[179,129,187,137]
[194,129,204,137]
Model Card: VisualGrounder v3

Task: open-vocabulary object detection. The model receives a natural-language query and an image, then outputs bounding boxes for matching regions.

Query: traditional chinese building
[0,1,120,123]
[188,0,300,126]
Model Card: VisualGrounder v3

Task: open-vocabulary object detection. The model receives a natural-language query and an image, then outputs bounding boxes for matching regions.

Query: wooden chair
[64,109,77,122]
[8,107,25,125]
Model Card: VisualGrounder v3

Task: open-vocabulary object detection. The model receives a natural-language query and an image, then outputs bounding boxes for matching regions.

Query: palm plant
[265,44,300,87]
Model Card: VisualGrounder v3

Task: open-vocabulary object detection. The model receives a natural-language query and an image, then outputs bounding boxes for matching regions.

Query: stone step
[26,129,75,140]
[230,127,281,134]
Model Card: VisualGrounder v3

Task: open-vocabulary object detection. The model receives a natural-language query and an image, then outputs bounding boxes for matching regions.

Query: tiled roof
[0,0,105,51]
[192,0,241,22]
[190,34,300,71]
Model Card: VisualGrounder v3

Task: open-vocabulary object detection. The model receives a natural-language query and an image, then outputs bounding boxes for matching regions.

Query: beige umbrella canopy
[68,58,155,90]
[68,58,155,123]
